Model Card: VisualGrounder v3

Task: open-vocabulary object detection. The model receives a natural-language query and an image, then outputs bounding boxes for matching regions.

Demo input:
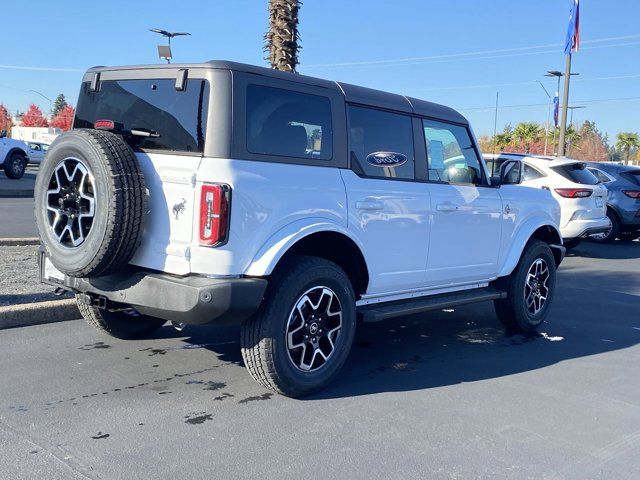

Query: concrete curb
[0,299,78,330]
[0,189,33,198]
[0,237,39,246]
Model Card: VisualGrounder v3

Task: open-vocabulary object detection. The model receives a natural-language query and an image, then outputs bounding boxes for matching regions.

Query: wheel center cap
[309,322,319,335]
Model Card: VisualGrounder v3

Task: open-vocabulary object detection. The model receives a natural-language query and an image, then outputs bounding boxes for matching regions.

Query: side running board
[357,287,507,323]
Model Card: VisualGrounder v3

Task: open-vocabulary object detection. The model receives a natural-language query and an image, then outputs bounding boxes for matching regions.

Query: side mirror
[492,160,522,186]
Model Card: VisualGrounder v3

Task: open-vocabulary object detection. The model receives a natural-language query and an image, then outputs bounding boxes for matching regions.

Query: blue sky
[2,0,639,139]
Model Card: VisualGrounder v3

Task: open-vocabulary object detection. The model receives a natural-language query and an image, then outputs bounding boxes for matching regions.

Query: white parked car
[0,135,29,179]
[25,141,49,165]
[36,61,564,397]
[485,153,610,248]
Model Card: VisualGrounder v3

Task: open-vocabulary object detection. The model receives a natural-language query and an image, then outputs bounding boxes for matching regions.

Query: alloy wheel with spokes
[590,223,612,241]
[286,286,343,372]
[11,157,25,176]
[524,258,550,315]
[45,157,96,248]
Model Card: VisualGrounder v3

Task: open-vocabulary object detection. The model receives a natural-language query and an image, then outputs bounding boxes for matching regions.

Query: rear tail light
[622,190,640,199]
[199,184,231,246]
[554,188,593,198]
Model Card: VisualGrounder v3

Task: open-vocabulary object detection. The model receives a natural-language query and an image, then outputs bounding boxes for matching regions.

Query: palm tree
[264,0,302,72]
[564,125,581,156]
[616,132,640,163]
[513,122,542,153]
[494,132,512,151]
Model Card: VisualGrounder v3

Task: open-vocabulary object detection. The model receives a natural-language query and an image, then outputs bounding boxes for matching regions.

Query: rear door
[342,105,431,295]
[74,73,211,274]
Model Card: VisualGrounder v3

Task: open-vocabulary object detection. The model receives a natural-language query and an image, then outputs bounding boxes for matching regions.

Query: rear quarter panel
[191,158,348,276]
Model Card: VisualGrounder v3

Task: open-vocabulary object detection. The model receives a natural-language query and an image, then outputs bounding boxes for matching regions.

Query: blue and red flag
[564,0,580,54]
[553,92,560,127]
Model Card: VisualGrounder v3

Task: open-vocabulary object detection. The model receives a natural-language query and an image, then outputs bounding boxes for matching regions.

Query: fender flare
[498,217,562,277]
[3,147,27,164]
[244,218,367,277]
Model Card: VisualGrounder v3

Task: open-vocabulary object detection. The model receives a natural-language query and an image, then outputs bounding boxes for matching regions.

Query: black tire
[563,238,581,250]
[241,256,356,398]
[77,296,166,339]
[589,209,619,243]
[619,231,640,242]
[494,240,557,332]
[34,129,146,277]
[3,152,27,179]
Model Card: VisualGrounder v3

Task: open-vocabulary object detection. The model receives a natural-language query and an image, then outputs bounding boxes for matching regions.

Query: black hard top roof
[85,60,469,125]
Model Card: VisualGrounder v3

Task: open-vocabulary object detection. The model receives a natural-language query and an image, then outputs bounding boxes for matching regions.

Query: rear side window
[523,163,545,181]
[74,78,209,153]
[348,105,415,180]
[587,168,612,183]
[551,164,599,185]
[246,85,332,160]
[621,170,640,186]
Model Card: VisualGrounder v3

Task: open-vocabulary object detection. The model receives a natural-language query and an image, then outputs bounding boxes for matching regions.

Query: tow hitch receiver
[77,293,108,310]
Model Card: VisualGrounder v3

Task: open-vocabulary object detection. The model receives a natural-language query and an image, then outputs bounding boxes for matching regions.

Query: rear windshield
[621,170,640,186]
[551,163,599,185]
[74,78,209,153]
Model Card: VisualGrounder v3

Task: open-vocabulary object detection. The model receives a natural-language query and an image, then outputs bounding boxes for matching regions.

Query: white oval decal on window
[366,151,407,168]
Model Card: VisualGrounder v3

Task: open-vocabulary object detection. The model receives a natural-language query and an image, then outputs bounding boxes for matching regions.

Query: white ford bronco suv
[36,61,564,397]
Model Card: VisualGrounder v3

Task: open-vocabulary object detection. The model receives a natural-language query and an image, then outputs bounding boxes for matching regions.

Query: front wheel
[3,152,27,179]
[241,256,356,398]
[494,241,557,332]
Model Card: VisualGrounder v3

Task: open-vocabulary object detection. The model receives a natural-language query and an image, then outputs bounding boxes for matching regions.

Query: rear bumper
[561,217,611,240]
[41,257,267,325]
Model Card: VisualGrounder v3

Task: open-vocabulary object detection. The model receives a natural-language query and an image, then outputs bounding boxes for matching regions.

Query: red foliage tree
[50,105,75,131]
[0,104,12,134]
[21,104,49,127]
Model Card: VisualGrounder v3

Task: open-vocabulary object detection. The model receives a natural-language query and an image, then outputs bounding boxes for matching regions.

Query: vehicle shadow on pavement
[163,266,640,401]
[305,268,640,400]
[567,240,640,260]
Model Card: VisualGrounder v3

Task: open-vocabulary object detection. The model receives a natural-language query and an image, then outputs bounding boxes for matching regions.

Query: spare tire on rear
[35,129,146,278]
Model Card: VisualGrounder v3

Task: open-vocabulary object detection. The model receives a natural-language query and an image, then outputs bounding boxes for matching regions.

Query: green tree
[564,125,581,156]
[615,132,640,163]
[495,132,512,151]
[52,94,68,117]
[264,0,301,72]
[513,122,542,153]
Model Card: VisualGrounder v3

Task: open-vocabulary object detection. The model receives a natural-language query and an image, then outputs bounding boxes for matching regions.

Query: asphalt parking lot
[1,240,639,480]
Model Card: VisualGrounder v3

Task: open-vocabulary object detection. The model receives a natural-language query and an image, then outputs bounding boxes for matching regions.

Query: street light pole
[545,70,578,155]
[536,80,552,155]
[567,105,586,127]
[557,54,573,156]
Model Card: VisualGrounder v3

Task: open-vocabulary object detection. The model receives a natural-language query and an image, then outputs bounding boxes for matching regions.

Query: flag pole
[557,54,572,156]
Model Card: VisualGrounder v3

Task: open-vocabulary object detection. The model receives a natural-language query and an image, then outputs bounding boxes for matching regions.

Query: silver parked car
[586,162,640,242]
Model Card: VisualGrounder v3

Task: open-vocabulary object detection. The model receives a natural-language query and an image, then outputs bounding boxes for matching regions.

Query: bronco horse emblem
[173,198,187,220]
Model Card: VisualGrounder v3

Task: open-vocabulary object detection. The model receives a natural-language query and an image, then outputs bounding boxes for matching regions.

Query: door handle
[356,199,384,211]
[436,203,459,213]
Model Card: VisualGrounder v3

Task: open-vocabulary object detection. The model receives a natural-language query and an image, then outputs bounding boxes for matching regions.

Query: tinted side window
[523,164,545,181]
[75,79,209,152]
[551,164,599,185]
[621,170,640,186]
[348,106,415,180]
[588,168,611,183]
[246,85,332,160]
[422,119,484,184]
